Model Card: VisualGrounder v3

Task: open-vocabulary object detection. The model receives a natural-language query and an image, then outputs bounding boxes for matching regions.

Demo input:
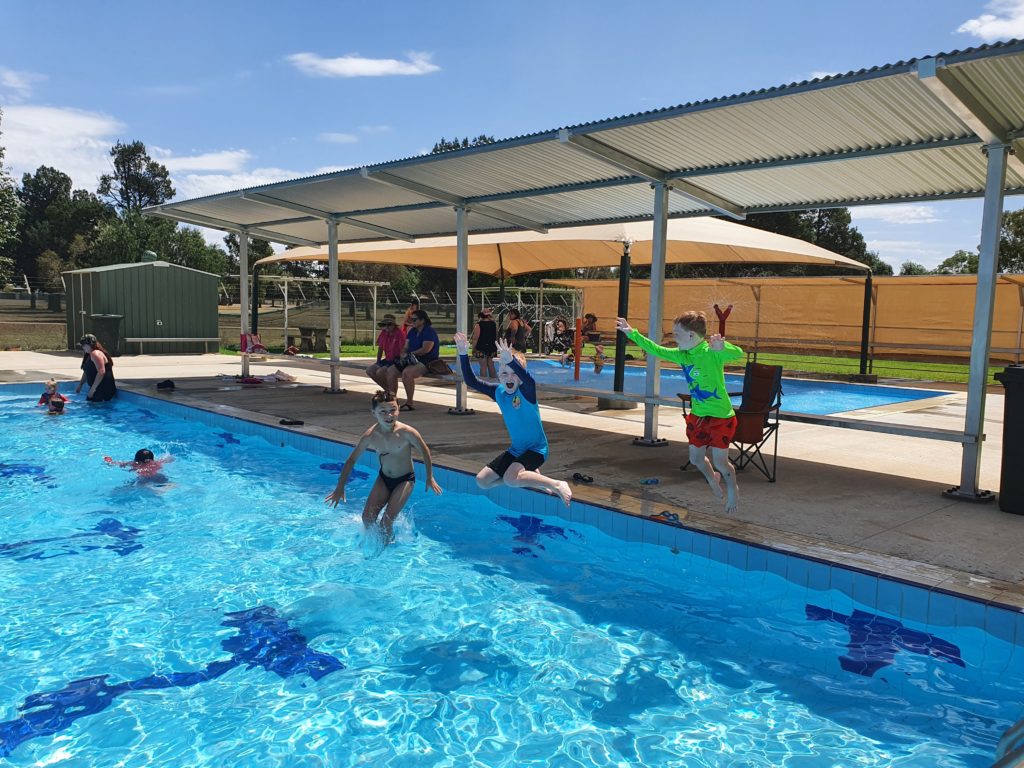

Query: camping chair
[731,362,783,482]
[677,362,783,482]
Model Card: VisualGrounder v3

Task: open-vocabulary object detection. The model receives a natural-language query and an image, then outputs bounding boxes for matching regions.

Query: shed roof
[146,41,1024,246]
[62,261,218,278]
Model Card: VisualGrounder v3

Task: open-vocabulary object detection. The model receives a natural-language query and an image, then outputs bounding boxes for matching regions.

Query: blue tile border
[5,381,1022,645]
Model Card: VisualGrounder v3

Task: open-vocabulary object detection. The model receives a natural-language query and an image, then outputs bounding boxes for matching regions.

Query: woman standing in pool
[75,334,117,402]
[454,332,571,506]
[504,308,531,353]
[470,308,498,378]
[325,390,442,543]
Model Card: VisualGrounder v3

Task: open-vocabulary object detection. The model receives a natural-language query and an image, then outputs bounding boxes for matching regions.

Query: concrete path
[3,351,1021,605]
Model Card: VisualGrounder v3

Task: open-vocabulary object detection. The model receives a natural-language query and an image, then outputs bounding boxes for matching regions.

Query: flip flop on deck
[399,403,415,412]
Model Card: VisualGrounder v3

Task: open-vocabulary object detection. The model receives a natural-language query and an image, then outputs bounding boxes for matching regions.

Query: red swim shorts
[685,413,737,449]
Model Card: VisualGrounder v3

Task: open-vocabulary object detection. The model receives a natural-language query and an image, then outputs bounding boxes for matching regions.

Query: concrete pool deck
[3,350,1021,609]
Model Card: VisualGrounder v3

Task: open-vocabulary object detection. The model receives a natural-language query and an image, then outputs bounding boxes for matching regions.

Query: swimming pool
[1,383,1021,767]
[529,359,949,415]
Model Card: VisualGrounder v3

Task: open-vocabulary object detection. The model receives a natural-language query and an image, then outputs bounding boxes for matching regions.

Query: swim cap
[134,449,155,463]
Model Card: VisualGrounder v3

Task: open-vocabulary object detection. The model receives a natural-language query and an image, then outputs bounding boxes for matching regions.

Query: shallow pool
[528,359,949,415]
[0,385,1020,767]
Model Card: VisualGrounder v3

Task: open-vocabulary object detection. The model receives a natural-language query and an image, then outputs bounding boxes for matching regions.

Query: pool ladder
[994,718,1024,767]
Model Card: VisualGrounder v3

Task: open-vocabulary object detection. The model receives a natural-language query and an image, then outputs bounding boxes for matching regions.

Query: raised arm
[454,333,497,399]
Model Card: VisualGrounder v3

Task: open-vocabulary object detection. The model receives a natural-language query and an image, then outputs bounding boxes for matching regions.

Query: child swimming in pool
[617,311,743,513]
[104,449,173,482]
[37,379,69,415]
[324,390,442,543]
[454,333,572,506]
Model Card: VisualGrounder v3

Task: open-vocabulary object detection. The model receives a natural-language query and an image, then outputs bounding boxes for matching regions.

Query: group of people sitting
[365,297,448,412]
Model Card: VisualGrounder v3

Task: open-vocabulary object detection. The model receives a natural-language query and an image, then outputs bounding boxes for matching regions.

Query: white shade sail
[253,218,867,275]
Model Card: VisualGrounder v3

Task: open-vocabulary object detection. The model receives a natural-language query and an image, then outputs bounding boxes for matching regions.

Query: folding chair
[677,362,783,481]
[731,362,783,482]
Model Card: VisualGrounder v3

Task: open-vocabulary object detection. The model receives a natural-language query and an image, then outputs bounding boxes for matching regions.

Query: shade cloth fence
[547,275,1024,364]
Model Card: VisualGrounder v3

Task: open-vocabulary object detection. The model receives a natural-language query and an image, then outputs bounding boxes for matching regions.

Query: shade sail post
[635,184,670,447]
[239,229,250,377]
[859,272,873,375]
[613,242,631,393]
[946,142,1008,502]
[327,220,343,393]
[450,206,474,416]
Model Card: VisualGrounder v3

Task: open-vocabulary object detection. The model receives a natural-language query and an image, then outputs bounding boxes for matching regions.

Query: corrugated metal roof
[146,40,1024,245]
[63,261,216,277]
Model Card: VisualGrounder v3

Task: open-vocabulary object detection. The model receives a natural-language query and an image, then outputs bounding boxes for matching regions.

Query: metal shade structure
[252,218,868,275]
[145,40,1024,501]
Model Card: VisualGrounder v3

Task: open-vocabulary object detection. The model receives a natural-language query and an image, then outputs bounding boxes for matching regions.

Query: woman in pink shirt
[366,314,407,388]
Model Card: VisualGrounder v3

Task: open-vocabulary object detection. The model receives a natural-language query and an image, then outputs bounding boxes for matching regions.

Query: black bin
[995,365,1024,514]
[89,314,124,356]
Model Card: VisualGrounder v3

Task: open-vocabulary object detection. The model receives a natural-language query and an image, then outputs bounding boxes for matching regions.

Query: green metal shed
[63,261,219,354]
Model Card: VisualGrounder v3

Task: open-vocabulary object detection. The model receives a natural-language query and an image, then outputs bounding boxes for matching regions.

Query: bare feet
[552,480,572,507]
[724,488,738,515]
[705,470,725,500]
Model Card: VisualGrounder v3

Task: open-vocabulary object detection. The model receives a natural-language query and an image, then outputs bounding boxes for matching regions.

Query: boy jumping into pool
[454,333,572,506]
[324,390,442,542]
[616,312,744,514]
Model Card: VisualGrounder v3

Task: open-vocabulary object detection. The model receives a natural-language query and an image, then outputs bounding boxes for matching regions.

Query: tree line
[1,115,1021,295]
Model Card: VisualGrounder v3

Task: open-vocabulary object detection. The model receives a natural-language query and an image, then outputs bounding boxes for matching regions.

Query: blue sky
[2,0,1023,269]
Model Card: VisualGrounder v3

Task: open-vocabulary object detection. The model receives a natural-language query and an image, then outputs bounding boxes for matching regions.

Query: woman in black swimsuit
[471,308,498,378]
[75,334,117,402]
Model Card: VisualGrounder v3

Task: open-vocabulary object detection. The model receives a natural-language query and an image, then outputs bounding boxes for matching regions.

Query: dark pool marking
[498,514,581,556]
[217,432,241,444]
[396,639,516,694]
[0,519,142,561]
[135,409,158,420]
[0,462,54,486]
[0,606,344,757]
[318,463,368,480]
[806,604,966,677]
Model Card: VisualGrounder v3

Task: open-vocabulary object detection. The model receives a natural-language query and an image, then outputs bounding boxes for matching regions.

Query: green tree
[36,249,65,292]
[900,261,929,275]
[999,208,1024,273]
[14,166,112,275]
[431,135,496,154]
[0,115,19,286]
[97,141,175,214]
[934,249,979,274]
[90,213,227,272]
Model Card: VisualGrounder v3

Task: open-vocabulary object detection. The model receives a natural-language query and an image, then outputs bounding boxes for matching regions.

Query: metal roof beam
[558,129,745,220]
[145,209,321,247]
[361,168,549,233]
[242,191,416,242]
[916,57,1024,177]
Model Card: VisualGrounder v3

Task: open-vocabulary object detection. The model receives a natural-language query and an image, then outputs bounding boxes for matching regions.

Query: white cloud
[359,124,392,134]
[957,0,1024,40]
[173,168,308,200]
[2,105,123,189]
[850,204,940,225]
[287,51,440,78]
[0,66,46,102]
[162,149,252,173]
[319,132,359,144]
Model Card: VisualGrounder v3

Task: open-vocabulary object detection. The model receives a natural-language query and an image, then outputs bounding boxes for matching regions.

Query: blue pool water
[1,384,1021,767]
[529,359,949,415]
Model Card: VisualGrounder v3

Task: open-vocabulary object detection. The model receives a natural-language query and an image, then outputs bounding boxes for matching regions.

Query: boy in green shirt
[616,311,744,513]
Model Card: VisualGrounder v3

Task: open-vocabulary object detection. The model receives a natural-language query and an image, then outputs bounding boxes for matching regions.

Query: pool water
[529,359,949,415]
[1,386,1021,767]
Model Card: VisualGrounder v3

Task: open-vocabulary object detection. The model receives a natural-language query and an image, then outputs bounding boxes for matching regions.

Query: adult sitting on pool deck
[75,334,117,402]
[385,309,440,412]
[366,314,406,389]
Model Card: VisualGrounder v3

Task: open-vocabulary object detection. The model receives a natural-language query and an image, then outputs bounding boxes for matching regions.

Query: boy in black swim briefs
[324,390,441,543]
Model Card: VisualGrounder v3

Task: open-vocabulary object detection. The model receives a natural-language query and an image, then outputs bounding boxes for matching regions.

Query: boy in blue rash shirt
[454,333,572,506]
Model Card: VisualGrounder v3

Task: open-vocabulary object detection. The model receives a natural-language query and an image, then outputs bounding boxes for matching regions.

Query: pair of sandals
[399,403,415,412]
[572,472,593,484]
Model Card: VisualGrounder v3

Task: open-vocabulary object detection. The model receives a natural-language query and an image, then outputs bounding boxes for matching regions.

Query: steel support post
[945,142,1008,502]
[327,220,343,393]
[613,242,632,393]
[239,230,250,377]
[635,184,669,447]
[450,206,474,415]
